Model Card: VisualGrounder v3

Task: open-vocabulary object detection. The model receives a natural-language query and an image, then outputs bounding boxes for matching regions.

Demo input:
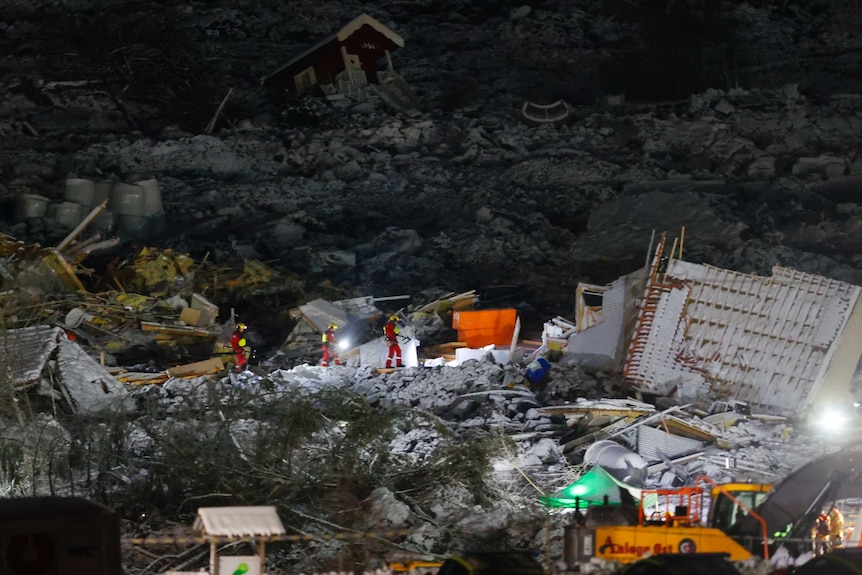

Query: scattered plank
[659,415,718,443]
[437,341,467,349]
[166,357,225,378]
[117,372,170,386]
[140,321,218,337]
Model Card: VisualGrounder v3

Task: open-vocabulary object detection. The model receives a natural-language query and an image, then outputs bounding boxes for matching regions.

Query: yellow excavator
[562,446,862,567]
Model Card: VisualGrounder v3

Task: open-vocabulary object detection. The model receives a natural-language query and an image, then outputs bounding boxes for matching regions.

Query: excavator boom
[732,445,862,554]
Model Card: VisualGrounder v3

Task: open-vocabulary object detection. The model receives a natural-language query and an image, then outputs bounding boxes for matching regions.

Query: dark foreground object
[617,552,740,575]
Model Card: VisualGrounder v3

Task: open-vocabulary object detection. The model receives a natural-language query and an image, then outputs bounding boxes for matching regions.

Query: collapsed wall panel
[623,260,862,415]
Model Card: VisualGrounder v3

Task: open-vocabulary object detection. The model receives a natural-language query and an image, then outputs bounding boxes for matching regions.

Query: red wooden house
[261,13,404,97]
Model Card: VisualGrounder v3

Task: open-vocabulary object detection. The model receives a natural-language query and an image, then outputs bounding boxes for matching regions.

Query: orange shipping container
[452,309,518,348]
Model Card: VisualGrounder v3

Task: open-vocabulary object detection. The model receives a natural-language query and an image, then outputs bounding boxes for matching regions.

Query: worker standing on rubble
[321,323,341,367]
[829,506,845,550]
[384,315,404,368]
[814,510,831,555]
[231,322,250,372]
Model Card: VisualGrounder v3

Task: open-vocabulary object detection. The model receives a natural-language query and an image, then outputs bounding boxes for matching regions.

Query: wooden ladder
[623,232,671,385]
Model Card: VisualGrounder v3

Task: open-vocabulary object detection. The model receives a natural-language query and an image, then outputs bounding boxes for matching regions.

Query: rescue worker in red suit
[814,510,831,555]
[231,322,249,371]
[384,315,403,368]
[321,323,341,366]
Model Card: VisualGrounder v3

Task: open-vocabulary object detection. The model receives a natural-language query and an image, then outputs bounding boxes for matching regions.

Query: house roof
[624,259,861,414]
[193,506,285,537]
[261,13,404,85]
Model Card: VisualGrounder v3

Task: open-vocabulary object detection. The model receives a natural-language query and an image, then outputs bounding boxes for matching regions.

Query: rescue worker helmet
[236,322,247,331]
[390,315,399,322]
[328,323,337,329]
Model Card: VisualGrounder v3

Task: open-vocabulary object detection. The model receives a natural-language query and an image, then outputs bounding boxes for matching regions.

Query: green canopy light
[541,465,644,509]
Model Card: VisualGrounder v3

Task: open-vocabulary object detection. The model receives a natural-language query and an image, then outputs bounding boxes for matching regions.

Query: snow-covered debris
[389,425,446,466]
[516,437,564,468]
[56,338,132,414]
[364,487,411,528]
[350,361,524,412]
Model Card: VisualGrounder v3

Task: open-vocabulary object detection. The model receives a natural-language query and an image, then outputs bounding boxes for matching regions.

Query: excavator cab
[708,483,773,533]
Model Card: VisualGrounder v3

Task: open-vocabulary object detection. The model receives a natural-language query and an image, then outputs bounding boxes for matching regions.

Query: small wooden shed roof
[0,496,116,521]
[193,506,286,538]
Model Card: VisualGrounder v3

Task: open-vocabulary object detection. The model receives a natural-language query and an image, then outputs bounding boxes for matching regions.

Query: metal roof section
[636,424,706,462]
[624,234,862,415]
[193,506,286,538]
[0,325,64,388]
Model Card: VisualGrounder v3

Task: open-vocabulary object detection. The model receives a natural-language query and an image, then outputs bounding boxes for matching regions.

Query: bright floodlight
[821,406,846,432]
[338,339,350,350]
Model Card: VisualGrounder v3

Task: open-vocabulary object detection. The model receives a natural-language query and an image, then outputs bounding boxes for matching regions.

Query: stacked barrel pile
[15,176,165,238]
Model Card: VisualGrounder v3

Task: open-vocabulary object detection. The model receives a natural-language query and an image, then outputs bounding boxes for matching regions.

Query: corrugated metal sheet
[637,424,705,462]
[624,260,862,415]
[193,506,285,537]
[0,326,63,388]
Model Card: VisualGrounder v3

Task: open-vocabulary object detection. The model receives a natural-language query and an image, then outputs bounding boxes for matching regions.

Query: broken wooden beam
[140,321,218,337]
[539,405,654,418]
[659,416,718,442]
[166,357,225,378]
[116,372,170,386]
[56,199,108,252]
[437,341,467,349]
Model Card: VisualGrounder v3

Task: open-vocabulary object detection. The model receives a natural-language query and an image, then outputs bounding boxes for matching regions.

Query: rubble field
[2,0,862,574]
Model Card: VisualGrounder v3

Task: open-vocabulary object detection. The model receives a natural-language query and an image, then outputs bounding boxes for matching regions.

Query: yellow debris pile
[0,237,305,384]
[128,247,196,295]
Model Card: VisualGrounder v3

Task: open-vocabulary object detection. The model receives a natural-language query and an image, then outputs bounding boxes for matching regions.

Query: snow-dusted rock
[364,487,412,527]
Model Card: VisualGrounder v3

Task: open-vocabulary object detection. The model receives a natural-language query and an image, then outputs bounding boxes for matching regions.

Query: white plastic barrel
[135,178,163,217]
[92,210,115,234]
[53,201,83,228]
[15,194,50,219]
[64,178,95,207]
[109,183,146,216]
[93,181,112,206]
[116,214,150,237]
